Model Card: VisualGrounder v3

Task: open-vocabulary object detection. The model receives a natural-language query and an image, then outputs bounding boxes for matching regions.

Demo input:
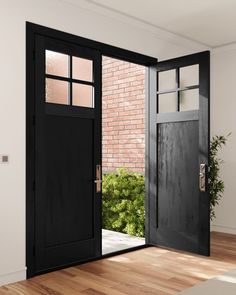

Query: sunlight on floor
[217,270,236,284]
[102,229,145,255]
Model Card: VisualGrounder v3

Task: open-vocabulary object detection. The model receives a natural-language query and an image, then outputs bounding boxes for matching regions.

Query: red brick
[102,56,145,173]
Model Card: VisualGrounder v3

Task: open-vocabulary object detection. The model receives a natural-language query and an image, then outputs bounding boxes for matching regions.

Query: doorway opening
[26,22,210,278]
[101,56,146,255]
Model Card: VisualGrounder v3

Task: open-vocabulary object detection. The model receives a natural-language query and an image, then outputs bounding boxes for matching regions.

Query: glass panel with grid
[45,50,94,108]
[157,65,199,113]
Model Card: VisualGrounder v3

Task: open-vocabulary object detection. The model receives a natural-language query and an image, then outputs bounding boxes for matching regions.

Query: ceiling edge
[61,0,211,51]
[213,41,236,53]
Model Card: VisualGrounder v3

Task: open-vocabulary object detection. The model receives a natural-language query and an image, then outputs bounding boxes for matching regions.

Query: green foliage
[102,168,145,237]
[102,135,230,233]
[210,134,230,220]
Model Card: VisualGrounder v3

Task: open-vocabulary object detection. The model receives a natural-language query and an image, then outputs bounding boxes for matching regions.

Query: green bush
[102,168,145,237]
[210,134,230,220]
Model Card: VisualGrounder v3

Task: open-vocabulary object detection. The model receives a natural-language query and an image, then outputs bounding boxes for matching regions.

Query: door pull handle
[94,164,102,193]
[199,164,206,192]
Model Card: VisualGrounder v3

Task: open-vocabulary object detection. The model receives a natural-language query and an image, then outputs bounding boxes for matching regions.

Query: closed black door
[34,35,102,273]
[147,52,210,255]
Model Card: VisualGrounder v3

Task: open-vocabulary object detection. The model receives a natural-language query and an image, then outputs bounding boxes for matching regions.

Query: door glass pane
[73,57,93,82]
[180,89,199,111]
[158,92,177,113]
[46,78,69,105]
[158,70,176,92]
[73,83,94,108]
[180,65,199,88]
[46,50,69,77]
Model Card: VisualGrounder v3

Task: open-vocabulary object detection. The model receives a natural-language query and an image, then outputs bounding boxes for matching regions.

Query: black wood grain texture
[26,22,155,278]
[155,121,199,252]
[33,33,101,275]
[36,115,96,271]
[44,116,94,247]
[148,51,210,256]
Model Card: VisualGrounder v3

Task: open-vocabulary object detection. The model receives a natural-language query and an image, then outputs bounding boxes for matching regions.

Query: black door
[147,51,210,255]
[34,35,102,273]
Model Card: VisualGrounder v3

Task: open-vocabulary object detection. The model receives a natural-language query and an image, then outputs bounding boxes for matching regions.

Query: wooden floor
[1,232,236,295]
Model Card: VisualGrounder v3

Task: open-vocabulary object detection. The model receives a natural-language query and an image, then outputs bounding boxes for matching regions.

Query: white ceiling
[85,0,236,48]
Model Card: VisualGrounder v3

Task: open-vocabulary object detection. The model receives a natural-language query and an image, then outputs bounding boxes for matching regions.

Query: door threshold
[102,244,149,259]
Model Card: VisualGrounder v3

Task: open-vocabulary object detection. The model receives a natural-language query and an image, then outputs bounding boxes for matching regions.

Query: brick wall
[102,56,145,173]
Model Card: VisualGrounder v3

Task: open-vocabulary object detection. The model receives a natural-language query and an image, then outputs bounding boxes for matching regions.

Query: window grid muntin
[157,66,200,113]
[45,51,95,108]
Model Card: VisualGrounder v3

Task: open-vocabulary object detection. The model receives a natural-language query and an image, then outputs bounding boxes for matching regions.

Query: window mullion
[176,68,180,112]
[70,55,73,105]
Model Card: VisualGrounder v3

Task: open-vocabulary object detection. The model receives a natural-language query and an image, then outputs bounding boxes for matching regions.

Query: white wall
[0,0,208,286]
[211,45,236,234]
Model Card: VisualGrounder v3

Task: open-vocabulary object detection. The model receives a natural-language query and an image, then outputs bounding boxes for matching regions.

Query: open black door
[31,34,102,275]
[147,51,210,255]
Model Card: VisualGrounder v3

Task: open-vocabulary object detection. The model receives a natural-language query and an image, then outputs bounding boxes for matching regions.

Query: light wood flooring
[1,232,236,295]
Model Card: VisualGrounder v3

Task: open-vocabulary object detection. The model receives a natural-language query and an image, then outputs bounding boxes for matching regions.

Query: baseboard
[211,224,236,235]
[0,268,26,287]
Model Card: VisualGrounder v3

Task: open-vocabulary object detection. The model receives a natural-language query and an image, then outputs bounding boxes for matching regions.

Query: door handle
[94,164,102,193]
[199,163,206,192]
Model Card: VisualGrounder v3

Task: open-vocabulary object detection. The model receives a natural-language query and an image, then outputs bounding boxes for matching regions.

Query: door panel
[34,35,101,273]
[45,116,94,247]
[157,120,199,252]
[148,51,210,255]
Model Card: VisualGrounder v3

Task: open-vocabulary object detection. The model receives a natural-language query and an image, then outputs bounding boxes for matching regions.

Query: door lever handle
[94,164,102,193]
[199,164,206,192]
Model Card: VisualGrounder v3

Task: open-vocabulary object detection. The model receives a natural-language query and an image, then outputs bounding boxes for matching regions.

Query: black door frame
[26,22,157,278]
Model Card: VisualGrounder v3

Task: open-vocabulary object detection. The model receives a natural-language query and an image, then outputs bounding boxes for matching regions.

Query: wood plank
[1,232,236,295]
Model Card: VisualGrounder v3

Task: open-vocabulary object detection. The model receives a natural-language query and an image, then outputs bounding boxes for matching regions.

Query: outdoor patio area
[102,229,145,255]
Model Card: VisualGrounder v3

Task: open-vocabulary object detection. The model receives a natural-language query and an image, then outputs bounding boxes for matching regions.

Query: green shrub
[102,168,145,237]
[210,134,230,220]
